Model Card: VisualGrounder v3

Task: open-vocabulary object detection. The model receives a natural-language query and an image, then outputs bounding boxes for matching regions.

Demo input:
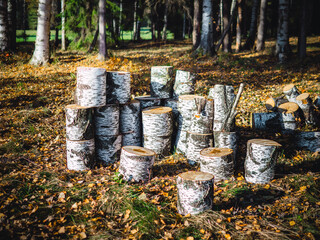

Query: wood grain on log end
[123,146,156,156]
[283,83,295,93]
[200,147,233,157]
[178,171,214,181]
[278,102,299,114]
[247,139,282,147]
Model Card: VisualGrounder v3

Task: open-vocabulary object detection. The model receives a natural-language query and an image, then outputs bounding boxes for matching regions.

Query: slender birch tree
[162,0,169,41]
[30,0,52,65]
[61,0,66,50]
[276,0,290,63]
[0,0,9,51]
[192,0,201,49]
[256,0,267,51]
[8,0,16,51]
[98,0,107,60]
[235,0,242,52]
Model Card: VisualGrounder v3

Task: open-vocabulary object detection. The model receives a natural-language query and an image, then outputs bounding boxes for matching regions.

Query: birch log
[66,139,95,171]
[208,88,214,99]
[278,102,300,133]
[164,99,179,149]
[143,135,171,156]
[175,130,188,154]
[135,95,161,110]
[119,146,156,182]
[265,97,288,112]
[173,70,196,99]
[106,71,131,104]
[65,104,94,141]
[295,132,320,152]
[213,84,235,131]
[142,107,173,137]
[200,148,234,181]
[314,96,320,109]
[189,99,214,134]
[186,132,213,165]
[120,100,141,134]
[214,131,237,165]
[95,135,122,165]
[76,67,106,107]
[150,66,174,98]
[244,139,281,184]
[283,84,300,103]
[122,132,142,147]
[250,112,282,131]
[296,93,317,125]
[176,171,214,215]
[94,104,120,137]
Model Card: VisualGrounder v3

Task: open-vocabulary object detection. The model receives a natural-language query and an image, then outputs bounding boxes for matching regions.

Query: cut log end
[178,171,214,181]
[200,147,233,157]
[296,93,309,102]
[283,83,295,92]
[123,146,156,156]
[179,95,205,101]
[66,104,92,110]
[278,102,299,114]
[247,139,282,147]
[143,106,172,114]
[265,97,276,110]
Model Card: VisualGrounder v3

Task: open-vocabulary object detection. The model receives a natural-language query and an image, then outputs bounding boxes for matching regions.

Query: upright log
[95,135,122,165]
[295,132,320,152]
[173,70,196,99]
[150,66,174,98]
[283,84,300,103]
[164,99,179,149]
[94,104,120,137]
[176,171,214,215]
[65,104,94,141]
[244,139,281,184]
[200,148,234,181]
[119,146,156,182]
[189,98,214,134]
[76,67,106,107]
[296,93,317,125]
[214,131,237,165]
[186,132,213,165]
[278,102,300,133]
[135,95,161,110]
[143,135,171,156]
[66,139,95,171]
[106,71,131,104]
[175,130,188,154]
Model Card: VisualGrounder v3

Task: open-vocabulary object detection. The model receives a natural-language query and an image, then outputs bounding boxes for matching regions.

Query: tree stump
[186,132,213,165]
[150,66,174,98]
[278,102,300,133]
[250,112,282,131]
[189,99,214,134]
[295,132,320,152]
[120,100,141,146]
[283,83,300,103]
[135,95,161,110]
[94,104,120,137]
[119,146,156,182]
[164,99,179,150]
[173,70,196,99]
[66,139,95,171]
[176,171,214,215]
[296,93,317,125]
[244,139,281,184]
[106,71,131,104]
[175,130,188,154]
[213,84,235,131]
[214,131,237,165]
[200,148,234,181]
[142,107,173,156]
[95,135,122,165]
[65,104,94,141]
[76,67,106,107]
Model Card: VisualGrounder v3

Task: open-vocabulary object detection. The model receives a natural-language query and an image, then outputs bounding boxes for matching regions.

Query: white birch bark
[30,0,52,65]
[66,139,95,171]
[214,131,237,165]
[276,0,290,63]
[135,95,161,110]
[296,93,317,125]
[120,100,141,134]
[150,66,174,98]
[142,107,173,137]
[95,135,122,165]
[177,171,214,215]
[251,112,282,131]
[200,148,234,181]
[278,102,299,133]
[208,88,215,99]
[119,146,156,182]
[295,132,320,152]
[283,84,300,103]
[76,67,107,107]
[106,71,131,104]
[65,104,94,141]
[94,104,120,137]
[61,0,66,51]
[0,0,9,51]
[164,99,179,148]
[173,70,196,99]
[175,129,188,155]
[189,99,214,134]
[245,139,281,184]
[122,132,142,147]
[186,132,213,165]
[143,135,171,157]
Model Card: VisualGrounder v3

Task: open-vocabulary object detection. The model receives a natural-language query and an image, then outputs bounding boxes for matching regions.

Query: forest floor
[0,36,320,240]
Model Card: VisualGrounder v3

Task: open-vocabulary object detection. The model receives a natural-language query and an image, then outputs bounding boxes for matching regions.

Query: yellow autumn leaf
[123,209,131,222]
[289,221,296,226]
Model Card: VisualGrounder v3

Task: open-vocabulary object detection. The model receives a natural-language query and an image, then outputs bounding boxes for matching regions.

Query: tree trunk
[94,104,120,137]
[298,0,307,59]
[296,93,317,126]
[119,146,156,182]
[150,66,174,98]
[164,99,179,150]
[194,0,215,56]
[87,26,99,53]
[95,135,122,165]
[235,0,242,52]
[30,0,52,65]
[66,139,95,171]
[265,96,288,112]
[65,104,94,141]
[98,0,107,61]
[278,102,300,133]
[189,99,214,134]
[173,70,196,99]
[186,132,213,165]
[176,171,214,215]
[283,83,300,104]
[133,0,138,41]
[276,0,290,63]
[135,95,161,110]
[8,0,16,51]
[295,132,320,153]
[143,135,171,157]
[214,131,237,165]
[244,139,281,184]
[106,71,131,104]
[200,147,234,181]
[76,67,107,107]
[119,0,122,39]
[222,0,231,52]
[192,0,201,49]
[120,100,142,146]
[162,0,168,41]
[256,0,267,51]
[61,0,66,50]
[0,0,9,51]
[175,129,188,154]
[244,0,258,50]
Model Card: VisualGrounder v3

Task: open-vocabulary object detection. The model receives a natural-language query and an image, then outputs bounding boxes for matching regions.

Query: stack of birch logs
[251,83,320,152]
